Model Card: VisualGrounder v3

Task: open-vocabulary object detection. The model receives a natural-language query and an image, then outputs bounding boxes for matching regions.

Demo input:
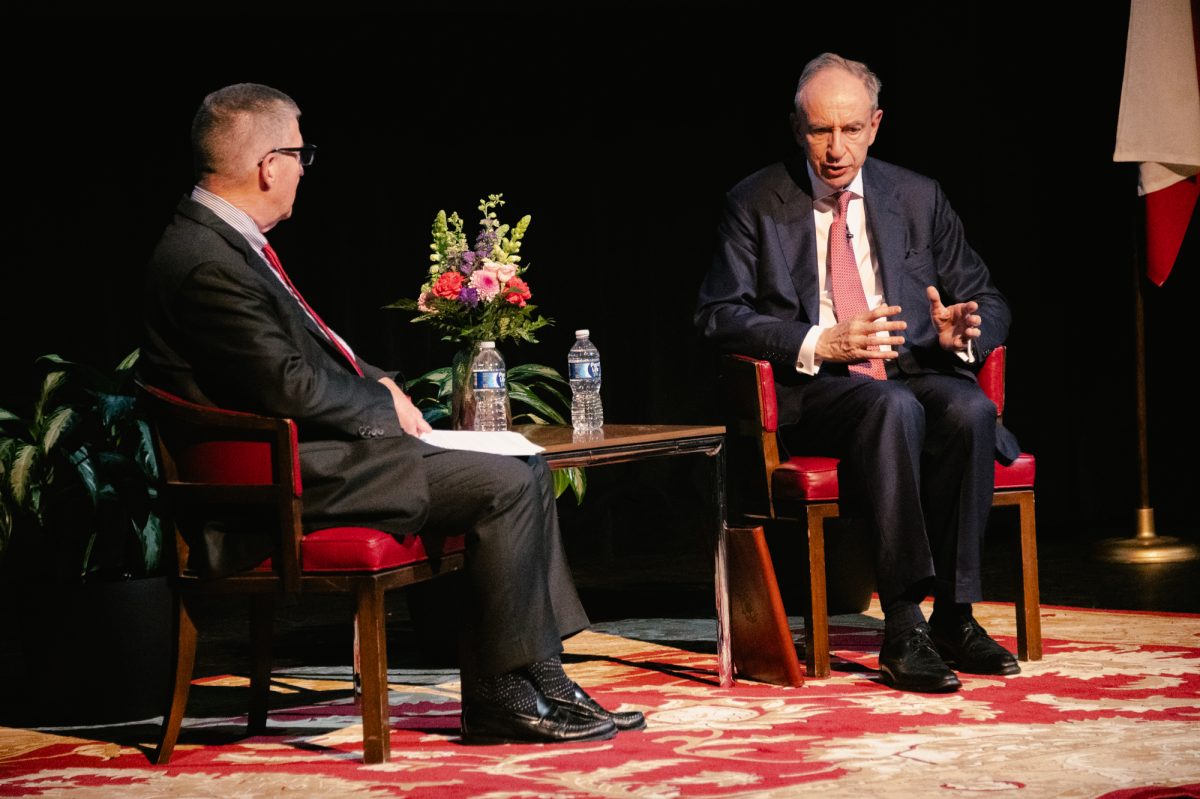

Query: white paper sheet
[419,429,545,457]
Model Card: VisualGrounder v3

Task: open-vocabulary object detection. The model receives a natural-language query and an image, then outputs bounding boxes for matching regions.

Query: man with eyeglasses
[141,83,643,744]
[696,54,1021,693]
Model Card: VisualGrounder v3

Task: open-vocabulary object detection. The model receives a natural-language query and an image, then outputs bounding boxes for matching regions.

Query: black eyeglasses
[258,144,317,167]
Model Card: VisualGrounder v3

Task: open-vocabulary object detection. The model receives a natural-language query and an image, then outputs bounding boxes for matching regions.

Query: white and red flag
[1114,0,1200,286]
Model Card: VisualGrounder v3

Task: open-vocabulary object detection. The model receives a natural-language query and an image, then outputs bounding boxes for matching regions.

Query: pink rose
[481,258,518,284]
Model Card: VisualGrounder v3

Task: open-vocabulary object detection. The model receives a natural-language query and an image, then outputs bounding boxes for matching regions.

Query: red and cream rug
[2,601,1198,798]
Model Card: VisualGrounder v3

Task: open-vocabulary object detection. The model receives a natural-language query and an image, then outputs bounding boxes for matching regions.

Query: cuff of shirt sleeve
[796,326,826,375]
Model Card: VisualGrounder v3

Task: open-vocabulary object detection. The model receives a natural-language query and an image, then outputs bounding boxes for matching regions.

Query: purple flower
[458,286,480,307]
[475,230,497,258]
[459,250,477,275]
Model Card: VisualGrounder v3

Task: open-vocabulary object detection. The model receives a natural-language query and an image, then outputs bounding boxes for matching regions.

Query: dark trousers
[417,448,588,680]
[780,372,997,607]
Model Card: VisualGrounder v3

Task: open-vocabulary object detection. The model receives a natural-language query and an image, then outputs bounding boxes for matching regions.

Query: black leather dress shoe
[461,692,617,745]
[878,623,962,693]
[547,682,646,731]
[930,616,1020,675]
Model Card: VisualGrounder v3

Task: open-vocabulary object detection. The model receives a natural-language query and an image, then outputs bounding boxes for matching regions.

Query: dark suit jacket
[142,197,433,572]
[696,156,1019,461]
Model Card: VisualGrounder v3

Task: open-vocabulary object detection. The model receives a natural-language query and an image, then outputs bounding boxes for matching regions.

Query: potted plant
[0,350,170,724]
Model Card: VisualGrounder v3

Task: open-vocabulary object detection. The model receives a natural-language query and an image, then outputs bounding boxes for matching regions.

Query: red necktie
[829,191,887,380]
[261,243,364,377]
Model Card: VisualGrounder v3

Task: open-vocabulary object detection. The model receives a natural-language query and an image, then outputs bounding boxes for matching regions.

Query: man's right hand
[815,304,907,364]
[379,376,433,436]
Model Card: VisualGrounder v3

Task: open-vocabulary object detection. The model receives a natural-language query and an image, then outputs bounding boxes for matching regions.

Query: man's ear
[257,154,276,189]
[867,108,883,146]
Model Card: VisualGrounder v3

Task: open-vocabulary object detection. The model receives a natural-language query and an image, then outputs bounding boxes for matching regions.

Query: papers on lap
[419,429,545,457]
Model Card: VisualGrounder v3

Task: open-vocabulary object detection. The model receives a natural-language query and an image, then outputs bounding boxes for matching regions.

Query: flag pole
[1095,201,1199,564]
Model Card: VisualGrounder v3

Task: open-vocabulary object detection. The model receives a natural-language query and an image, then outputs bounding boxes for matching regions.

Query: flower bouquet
[387,194,552,345]
[389,195,583,499]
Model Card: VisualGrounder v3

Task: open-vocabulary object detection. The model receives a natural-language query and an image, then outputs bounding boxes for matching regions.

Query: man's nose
[828,129,846,160]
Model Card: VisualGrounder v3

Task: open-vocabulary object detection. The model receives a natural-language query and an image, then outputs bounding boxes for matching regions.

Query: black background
[4,6,1197,537]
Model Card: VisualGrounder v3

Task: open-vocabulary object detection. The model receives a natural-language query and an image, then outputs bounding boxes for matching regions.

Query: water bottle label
[569,362,601,380]
[472,371,506,390]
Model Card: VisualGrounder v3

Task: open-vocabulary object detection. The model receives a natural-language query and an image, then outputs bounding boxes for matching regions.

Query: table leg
[712,442,733,687]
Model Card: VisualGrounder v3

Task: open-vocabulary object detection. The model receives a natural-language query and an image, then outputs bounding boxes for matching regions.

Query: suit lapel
[862,161,908,308]
[772,158,821,323]
[176,197,355,370]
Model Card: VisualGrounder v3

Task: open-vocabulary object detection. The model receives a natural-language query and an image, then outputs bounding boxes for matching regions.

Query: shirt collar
[190,185,269,253]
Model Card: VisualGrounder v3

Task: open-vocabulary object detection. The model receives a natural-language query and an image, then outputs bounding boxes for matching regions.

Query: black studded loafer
[547,682,646,732]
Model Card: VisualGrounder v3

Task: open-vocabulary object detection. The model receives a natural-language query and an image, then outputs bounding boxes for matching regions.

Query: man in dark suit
[141,83,643,742]
[696,54,1020,692]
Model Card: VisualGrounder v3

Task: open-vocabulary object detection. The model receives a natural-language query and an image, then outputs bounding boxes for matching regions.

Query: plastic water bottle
[471,341,509,431]
[568,329,603,432]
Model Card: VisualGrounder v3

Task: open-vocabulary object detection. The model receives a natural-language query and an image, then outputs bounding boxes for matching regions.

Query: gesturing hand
[926,286,981,353]
[378,376,432,436]
[815,304,907,364]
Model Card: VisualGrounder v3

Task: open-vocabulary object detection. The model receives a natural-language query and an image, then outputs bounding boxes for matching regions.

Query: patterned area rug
[2,601,1199,798]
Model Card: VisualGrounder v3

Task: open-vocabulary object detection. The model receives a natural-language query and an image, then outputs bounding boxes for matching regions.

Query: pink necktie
[261,243,364,377]
[829,191,887,380]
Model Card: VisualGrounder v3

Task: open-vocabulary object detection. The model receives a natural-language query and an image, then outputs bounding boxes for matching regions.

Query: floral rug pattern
[2,601,1199,798]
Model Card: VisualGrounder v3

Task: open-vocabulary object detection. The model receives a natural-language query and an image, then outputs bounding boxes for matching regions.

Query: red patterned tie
[829,191,887,380]
[261,243,364,377]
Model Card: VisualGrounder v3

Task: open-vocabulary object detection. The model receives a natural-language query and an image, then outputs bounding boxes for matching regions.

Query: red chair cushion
[773,456,841,503]
[995,452,1036,489]
[773,451,1035,504]
[258,527,467,573]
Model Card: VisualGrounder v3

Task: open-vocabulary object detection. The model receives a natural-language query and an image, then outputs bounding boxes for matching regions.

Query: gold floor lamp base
[1094,507,1200,564]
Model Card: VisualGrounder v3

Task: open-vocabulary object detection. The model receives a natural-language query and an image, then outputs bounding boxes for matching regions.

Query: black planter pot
[4,576,172,726]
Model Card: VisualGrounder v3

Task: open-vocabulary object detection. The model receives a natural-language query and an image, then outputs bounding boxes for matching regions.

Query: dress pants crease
[779,370,996,607]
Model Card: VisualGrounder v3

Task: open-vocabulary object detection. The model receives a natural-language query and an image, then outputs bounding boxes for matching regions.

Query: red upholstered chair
[720,347,1040,683]
[140,385,465,764]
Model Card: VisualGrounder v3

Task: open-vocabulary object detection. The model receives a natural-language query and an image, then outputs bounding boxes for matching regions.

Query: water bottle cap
[480,341,495,349]
[575,329,589,338]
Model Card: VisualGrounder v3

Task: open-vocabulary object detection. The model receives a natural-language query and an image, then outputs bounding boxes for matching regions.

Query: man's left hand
[927,286,980,353]
[379,376,433,436]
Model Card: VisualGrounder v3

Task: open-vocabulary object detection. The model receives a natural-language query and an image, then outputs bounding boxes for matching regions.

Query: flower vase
[450,342,482,431]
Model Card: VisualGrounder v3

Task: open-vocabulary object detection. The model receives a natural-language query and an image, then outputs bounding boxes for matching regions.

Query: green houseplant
[0,350,169,724]
[0,350,162,582]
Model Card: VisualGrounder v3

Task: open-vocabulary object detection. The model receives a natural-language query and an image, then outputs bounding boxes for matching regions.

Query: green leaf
[70,446,99,506]
[508,363,567,385]
[10,444,39,507]
[508,382,567,425]
[0,408,22,425]
[34,371,68,421]
[552,467,587,504]
[115,348,140,373]
[40,406,78,453]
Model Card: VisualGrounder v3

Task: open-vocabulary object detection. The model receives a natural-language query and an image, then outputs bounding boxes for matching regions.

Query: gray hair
[793,53,882,116]
[191,83,301,179]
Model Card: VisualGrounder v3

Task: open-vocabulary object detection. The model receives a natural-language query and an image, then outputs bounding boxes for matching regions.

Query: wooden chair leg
[355,580,390,764]
[154,592,198,765]
[727,526,803,686]
[248,595,274,733]
[1014,490,1042,661]
[804,504,834,679]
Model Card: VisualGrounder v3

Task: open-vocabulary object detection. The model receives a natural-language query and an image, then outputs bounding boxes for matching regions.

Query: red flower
[504,276,531,307]
[432,271,464,300]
